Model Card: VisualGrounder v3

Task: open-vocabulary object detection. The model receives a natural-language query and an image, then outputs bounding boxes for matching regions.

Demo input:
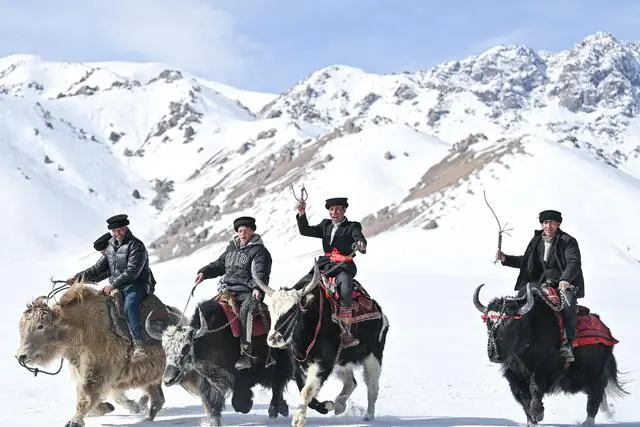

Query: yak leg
[333,364,357,416]
[268,353,290,419]
[109,389,145,414]
[528,375,545,424]
[584,378,608,426]
[87,401,115,417]
[144,382,165,421]
[504,369,535,426]
[66,376,107,427]
[292,363,330,427]
[197,376,225,426]
[362,353,382,421]
[292,366,333,415]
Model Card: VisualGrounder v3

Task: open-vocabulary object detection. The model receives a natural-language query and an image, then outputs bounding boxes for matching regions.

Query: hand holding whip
[483,190,512,264]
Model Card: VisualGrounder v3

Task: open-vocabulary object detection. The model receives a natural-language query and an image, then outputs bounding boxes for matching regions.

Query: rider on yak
[295,196,367,348]
[496,209,583,364]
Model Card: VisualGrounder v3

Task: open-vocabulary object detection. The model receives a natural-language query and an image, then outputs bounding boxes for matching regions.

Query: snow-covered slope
[3,31,640,427]
[3,31,640,268]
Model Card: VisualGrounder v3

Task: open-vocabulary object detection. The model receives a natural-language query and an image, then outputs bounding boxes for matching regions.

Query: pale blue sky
[1,0,640,94]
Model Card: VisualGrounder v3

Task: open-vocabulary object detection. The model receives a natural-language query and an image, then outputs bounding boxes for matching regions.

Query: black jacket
[77,230,153,293]
[502,229,585,298]
[197,234,272,295]
[296,213,367,277]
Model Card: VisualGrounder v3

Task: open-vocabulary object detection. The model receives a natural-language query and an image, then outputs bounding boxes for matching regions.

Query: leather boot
[338,307,359,348]
[265,347,276,368]
[559,335,574,365]
[235,343,253,370]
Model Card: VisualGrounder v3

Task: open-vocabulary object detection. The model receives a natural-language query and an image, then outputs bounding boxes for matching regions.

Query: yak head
[16,296,67,367]
[251,260,322,349]
[145,309,196,386]
[473,283,535,363]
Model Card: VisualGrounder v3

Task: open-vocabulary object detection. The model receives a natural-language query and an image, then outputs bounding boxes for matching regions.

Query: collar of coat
[232,233,264,249]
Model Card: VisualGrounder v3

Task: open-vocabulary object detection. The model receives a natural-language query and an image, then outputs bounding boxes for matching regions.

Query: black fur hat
[233,216,256,231]
[93,232,111,251]
[106,214,130,230]
[539,210,562,223]
[325,197,348,209]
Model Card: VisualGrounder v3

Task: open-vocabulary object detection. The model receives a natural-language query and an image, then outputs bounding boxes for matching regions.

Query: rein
[292,289,324,363]
[19,356,64,377]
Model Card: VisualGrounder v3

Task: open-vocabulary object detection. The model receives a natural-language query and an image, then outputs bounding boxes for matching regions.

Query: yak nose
[16,353,26,364]
[163,365,181,386]
[267,332,284,347]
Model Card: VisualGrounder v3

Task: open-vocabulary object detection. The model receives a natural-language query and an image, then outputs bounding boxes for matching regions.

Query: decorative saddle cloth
[321,276,383,324]
[213,292,270,338]
[540,286,619,348]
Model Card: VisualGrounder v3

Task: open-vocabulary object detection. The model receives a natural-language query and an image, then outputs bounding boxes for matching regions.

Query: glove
[355,240,367,254]
[558,280,572,291]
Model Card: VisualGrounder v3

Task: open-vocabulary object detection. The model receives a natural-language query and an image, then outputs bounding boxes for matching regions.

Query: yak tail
[604,353,630,399]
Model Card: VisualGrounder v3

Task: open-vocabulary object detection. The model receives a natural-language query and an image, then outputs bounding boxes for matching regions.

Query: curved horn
[251,259,274,297]
[298,262,321,296]
[473,284,488,314]
[193,307,209,339]
[516,283,535,316]
[145,310,166,341]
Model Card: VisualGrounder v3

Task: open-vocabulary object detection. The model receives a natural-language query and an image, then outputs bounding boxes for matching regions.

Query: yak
[252,261,390,427]
[473,282,627,426]
[15,283,188,427]
[146,293,298,426]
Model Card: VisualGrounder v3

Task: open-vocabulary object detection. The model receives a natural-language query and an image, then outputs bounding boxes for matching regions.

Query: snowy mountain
[2,31,640,268]
[4,31,640,427]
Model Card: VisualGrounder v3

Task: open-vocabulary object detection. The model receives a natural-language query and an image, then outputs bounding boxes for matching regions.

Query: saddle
[320,276,383,324]
[539,286,619,348]
[213,291,270,338]
[106,291,173,346]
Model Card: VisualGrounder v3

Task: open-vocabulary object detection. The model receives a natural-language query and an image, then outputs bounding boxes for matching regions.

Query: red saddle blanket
[540,286,619,347]
[214,293,270,339]
[322,277,382,323]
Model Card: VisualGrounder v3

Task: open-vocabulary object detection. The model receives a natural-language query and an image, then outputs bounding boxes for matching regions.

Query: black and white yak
[252,261,390,427]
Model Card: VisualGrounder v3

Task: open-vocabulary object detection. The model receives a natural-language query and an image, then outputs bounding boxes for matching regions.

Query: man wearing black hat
[295,196,367,348]
[194,215,275,370]
[68,214,154,360]
[496,209,584,365]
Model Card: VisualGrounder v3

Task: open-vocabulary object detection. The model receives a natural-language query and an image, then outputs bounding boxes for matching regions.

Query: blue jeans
[123,284,147,342]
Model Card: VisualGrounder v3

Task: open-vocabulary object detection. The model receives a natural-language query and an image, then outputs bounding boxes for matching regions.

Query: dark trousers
[335,271,354,307]
[236,292,258,347]
[123,284,147,343]
[562,289,577,342]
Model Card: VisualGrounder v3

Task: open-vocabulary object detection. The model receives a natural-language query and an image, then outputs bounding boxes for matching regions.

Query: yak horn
[251,259,274,297]
[193,306,209,339]
[473,284,488,314]
[298,262,321,297]
[145,311,165,341]
[516,283,535,316]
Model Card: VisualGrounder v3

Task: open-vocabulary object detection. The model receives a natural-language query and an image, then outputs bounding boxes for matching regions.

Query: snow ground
[3,235,639,427]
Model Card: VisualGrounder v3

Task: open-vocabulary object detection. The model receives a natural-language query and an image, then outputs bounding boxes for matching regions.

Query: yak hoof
[529,400,544,423]
[363,413,375,421]
[334,399,347,415]
[291,412,306,427]
[65,421,84,427]
[279,400,289,417]
[268,403,278,419]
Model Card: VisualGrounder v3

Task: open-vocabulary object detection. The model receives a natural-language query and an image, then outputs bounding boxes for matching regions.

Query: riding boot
[338,306,359,348]
[265,347,276,368]
[560,289,576,366]
[235,343,253,370]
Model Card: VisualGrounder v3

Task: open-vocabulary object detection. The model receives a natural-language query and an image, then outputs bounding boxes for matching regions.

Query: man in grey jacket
[194,216,274,370]
[68,214,153,360]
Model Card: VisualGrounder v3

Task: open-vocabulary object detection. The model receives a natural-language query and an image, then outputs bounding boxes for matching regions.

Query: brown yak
[15,283,190,427]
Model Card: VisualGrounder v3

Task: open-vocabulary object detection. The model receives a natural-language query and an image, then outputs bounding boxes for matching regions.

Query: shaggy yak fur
[15,283,191,427]
[473,283,628,426]
[146,294,305,427]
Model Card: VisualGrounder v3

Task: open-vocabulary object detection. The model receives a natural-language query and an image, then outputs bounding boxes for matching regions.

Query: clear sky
[1,0,640,94]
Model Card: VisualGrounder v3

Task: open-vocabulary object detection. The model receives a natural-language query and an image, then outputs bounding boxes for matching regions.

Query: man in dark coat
[67,214,153,360]
[296,197,367,348]
[497,209,584,364]
[194,216,274,370]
